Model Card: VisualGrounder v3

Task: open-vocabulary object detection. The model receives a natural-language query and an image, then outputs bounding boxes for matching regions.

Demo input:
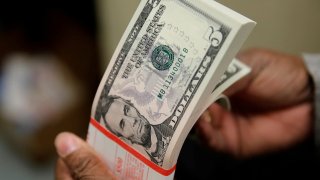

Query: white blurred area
[1,54,81,129]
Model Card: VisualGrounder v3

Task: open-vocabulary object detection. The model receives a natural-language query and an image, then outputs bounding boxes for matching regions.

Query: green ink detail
[151,45,174,71]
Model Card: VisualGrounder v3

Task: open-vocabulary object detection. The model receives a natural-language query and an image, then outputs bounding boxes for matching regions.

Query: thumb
[54,132,116,180]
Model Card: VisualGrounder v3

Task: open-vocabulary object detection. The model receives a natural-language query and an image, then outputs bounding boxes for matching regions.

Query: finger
[197,103,224,128]
[55,159,72,180]
[197,118,225,151]
[235,48,311,108]
[54,132,116,180]
[216,102,311,158]
[196,104,233,151]
[234,102,313,157]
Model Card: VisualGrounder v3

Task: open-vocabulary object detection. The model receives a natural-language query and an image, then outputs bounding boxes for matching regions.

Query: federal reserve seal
[151,45,174,71]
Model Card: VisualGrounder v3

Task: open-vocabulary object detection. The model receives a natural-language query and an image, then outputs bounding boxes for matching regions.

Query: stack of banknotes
[87,0,256,179]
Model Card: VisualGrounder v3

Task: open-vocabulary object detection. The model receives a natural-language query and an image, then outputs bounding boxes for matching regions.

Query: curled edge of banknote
[88,0,256,178]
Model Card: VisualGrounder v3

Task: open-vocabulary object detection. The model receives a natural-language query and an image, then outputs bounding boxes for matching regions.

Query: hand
[197,48,314,158]
[54,132,116,180]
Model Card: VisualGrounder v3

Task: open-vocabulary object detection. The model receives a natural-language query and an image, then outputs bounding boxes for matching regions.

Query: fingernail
[202,110,212,123]
[55,132,80,158]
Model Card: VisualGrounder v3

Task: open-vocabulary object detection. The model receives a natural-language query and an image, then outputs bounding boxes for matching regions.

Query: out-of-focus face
[105,98,151,147]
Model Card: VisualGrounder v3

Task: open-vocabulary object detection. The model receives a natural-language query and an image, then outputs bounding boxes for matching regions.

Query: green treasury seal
[151,45,174,71]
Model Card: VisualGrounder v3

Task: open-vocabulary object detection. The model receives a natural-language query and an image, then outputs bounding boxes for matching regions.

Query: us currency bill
[88,0,255,179]
[203,59,251,113]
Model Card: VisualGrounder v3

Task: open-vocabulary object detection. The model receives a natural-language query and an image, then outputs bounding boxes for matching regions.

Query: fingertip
[197,117,215,136]
[201,110,212,123]
[197,117,209,130]
[208,103,223,111]
[207,103,225,128]
[55,132,81,158]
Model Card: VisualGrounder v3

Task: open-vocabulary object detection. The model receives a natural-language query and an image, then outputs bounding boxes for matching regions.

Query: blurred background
[0,1,99,179]
[0,0,319,179]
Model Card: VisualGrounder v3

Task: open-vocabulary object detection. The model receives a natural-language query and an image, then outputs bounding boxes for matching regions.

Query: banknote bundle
[87,0,256,179]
